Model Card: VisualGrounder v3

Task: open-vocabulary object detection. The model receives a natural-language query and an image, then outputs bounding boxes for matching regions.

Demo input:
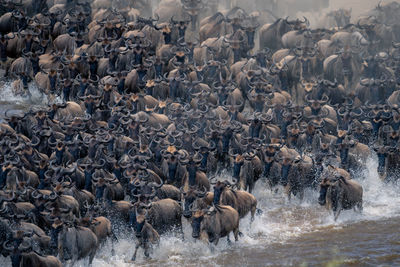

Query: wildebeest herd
[0,0,399,266]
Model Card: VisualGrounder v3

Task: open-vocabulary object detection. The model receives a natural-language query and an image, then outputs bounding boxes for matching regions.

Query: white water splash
[356,157,400,218]
[0,81,48,105]
[0,80,51,123]
[0,163,398,267]
[87,156,400,266]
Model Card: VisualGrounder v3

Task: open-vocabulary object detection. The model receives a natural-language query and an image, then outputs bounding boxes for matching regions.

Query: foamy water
[0,81,48,105]
[0,81,50,122]
[79,157,400,267]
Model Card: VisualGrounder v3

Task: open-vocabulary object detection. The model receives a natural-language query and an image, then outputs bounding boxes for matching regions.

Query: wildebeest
[19,251,62,267]
[212,180,257,221]
[191,204,239,245]
[1,0,400,264]
[50,220,98,265]
[134,198,182,235]
[131,207,160,261]
[318,175,363,221]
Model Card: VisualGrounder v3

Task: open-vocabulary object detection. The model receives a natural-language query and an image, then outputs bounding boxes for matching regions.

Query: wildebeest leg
[180,224,185,241]
[333,199,343,221]
[210,244,215,252]
[241,179,247,192]
[299,188,304,202]
[356,202,363,213]
[88,248,96,265]
[131,243,140,261]
[250,206,256,223]
[213,236,220,246]
[227,233,231,245]
[111,243,115,256]
[267,181,274,193]
[248,180,254,194]
[144,243,150,258]
[233,227,239,241]
[334,207,342,221]
[285,185,291,202]
[333,191,344,221]
[111,231,118,256]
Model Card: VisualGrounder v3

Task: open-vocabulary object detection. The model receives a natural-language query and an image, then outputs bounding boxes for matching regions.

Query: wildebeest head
[373,145,391,178]
[318,175,345,206]
[2,229,32,259]
[318,177,330,206]
[286,16,309,31]
[191,210,205,238]
[49,218,64,252]
[182,187,207,218]
[135,208,147,238]
[306,93,329,115]
[213,181,228,205]
[181,0,204,30]
[330,9,352,27]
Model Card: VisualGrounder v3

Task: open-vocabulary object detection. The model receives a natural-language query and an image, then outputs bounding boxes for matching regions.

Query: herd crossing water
[0,91,395,266]
[1,0,400,266]
[87,158,400,266]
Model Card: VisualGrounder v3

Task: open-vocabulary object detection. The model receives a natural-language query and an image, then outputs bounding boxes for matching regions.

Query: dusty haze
[296,0,400,27]
[228,0,400,27]
[329,0,399,17]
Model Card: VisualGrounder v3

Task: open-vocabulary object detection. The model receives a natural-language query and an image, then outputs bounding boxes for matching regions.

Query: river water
[86,158,400,267]
[0,81,50,122]
[0,83,400,267]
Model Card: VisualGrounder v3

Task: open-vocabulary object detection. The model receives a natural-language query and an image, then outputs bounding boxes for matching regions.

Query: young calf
[131,209,160,261]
